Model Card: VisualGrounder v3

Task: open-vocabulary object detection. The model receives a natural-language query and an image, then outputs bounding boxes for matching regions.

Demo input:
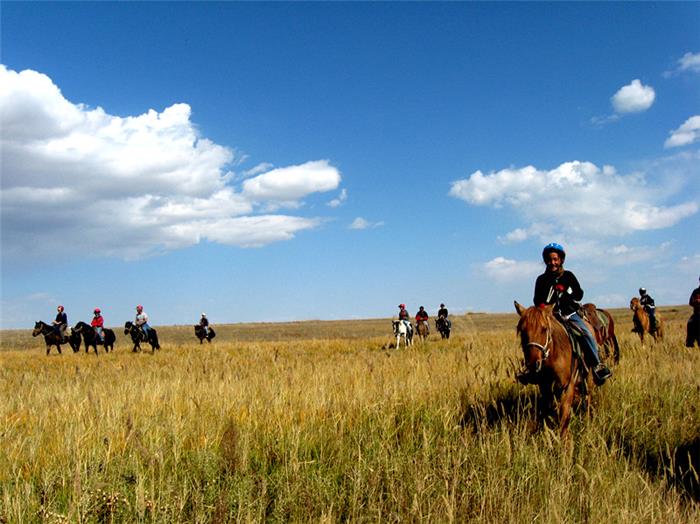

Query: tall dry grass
[1,307,698,522]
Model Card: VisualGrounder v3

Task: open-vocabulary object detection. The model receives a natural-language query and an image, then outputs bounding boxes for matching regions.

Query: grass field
[1,306,698,522]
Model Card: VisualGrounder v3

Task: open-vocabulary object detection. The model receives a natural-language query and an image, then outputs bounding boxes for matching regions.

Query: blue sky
[1,2,699,329]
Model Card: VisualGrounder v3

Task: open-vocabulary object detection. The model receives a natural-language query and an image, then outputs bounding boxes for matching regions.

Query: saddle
[554,314,587,367]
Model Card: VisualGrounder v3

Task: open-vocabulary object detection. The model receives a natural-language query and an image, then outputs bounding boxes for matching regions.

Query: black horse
[32,320,81,355]
[73,321,116,355]
[124,321,160,353]
[435,316,451,339]
[194,324,216,344]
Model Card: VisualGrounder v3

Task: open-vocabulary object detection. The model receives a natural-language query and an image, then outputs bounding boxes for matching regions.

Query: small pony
[514,301,593,435]
[194,324,216,344]
[630,297,663,344]
[392,320,413,349]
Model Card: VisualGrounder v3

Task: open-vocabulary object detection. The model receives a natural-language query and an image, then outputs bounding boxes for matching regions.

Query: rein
[524,316,552,371]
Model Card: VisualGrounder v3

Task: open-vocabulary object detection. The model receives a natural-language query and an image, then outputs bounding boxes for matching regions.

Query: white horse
[392,320,413,349]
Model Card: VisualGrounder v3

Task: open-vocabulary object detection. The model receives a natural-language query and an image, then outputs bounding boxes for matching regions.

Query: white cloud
[665,115,700,148]
[664,51,700,77]
[449,160,698,239]
[0,65,342,259]
[482,257,541,282]
[611,79,655,113]
[242,160,340,205]
[327,188,347,208]
[349,217,384,230]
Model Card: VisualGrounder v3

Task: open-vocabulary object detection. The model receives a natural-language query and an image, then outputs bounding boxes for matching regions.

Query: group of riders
[50,304,153,342]
[49,304,211,344]
[394,242,700,388]
[44,242,700,368]
[396,303,451,338]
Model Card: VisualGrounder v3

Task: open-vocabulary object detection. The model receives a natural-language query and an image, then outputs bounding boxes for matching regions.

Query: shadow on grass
[459,386,542,432]
[617,435,700,503]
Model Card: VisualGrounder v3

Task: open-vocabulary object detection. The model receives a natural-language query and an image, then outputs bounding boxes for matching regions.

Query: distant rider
[91,308,104,342]
[415,306,430,333]
[398,304,413,336]
[639,288,657,333]
[438,303,451,330]
[135,305,150,339]
[687,276,700,348]
[519,242,611,385]
[52,305,68,339]
[200,313,210,336]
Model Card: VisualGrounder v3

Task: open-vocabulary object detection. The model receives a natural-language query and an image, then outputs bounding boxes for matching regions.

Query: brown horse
[580,303,620,364]
[630,297,663,344]
[415,320,429,342]
[514,301,592,435]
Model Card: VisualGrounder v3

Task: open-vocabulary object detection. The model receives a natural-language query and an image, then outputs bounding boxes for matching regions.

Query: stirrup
[593,364,612,384]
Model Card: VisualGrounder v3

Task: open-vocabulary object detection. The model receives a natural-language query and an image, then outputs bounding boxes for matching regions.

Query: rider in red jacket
[91,308,104,341]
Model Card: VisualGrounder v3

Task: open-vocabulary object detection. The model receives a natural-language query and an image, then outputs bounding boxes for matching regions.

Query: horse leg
[558,380,577,436]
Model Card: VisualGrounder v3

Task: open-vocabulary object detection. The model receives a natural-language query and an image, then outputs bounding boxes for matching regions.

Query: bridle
[524,315,552,372]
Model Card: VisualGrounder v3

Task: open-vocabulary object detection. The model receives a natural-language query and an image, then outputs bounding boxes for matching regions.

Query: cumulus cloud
[449,160,698,240]
[482,257,541,282]
[664,51,700,77]
[611,79,655,114]
[665,115,700,148]
[349,217,384,230]
[0,65,342,259]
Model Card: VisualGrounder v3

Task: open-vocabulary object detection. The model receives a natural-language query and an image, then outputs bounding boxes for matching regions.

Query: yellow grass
[1,306,698,522]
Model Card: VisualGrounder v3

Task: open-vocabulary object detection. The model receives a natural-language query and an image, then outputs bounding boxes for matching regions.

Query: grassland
[1,306,698,523]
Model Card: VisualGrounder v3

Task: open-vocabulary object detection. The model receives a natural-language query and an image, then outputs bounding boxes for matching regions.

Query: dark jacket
[398,308,409,321]
[200,317,209,327]
[438,307,449,318]
[690,287,700,312]
[533,269,583,317]
[55,311,67,326]
[640,294,655,309]
[415,310,429,322]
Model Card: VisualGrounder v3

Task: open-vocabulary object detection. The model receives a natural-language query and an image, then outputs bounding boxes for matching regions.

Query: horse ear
[514,301,526,316]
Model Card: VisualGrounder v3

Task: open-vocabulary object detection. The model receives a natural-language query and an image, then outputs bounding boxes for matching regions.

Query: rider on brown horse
[415,306,430,334]
[518,243,612,385]
[639,288,657,334]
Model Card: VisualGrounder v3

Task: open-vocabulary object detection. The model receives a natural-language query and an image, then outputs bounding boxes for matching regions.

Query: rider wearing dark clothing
[639,288,657,333]
[438,303,451,329]
[53,306,67,337]
[687,278,700,348]
[520,243,611,385]
[415,306,429,334]
[200,314,210,336]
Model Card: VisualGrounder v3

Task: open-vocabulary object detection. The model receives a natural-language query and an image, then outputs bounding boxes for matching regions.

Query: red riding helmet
[136,305,143,311]
[94,308,101,314]
[57,305,64,311]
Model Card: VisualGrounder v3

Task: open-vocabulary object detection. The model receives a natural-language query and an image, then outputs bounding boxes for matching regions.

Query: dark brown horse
[580,303,620,364]
[194,325,216,344]
[32,321,81,355]
[514,301,592,435]
[630,297,663,344]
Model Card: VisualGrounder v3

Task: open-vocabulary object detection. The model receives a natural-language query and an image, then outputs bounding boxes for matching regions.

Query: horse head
[124,321,133,335]
[32,321,45,337]
[630,297,641,311]
[514,301,555,374]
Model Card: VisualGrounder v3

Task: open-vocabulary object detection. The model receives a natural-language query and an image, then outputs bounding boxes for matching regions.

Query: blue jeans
[568,313,601,365]
[140,323,150,338]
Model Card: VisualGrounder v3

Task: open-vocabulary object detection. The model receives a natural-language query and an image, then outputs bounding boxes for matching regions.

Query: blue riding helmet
[542,242,566,262]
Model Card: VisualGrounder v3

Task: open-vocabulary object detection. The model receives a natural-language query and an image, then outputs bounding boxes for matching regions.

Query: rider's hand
[554,284,566,293]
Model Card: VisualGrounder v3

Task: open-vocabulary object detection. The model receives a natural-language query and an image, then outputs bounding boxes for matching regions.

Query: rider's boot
[516,366,539,385]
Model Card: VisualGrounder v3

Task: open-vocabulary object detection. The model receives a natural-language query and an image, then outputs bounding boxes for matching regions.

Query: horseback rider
[398,304,413,335]
[438,303,451,329]
[52,305,68,339]
[520,243,612,385]
[91,308,104,342]
[687,276,700,348]
[639,288,657,333]
[199,313,209,336]
[415,306,430,333]
[135,305,150,339]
